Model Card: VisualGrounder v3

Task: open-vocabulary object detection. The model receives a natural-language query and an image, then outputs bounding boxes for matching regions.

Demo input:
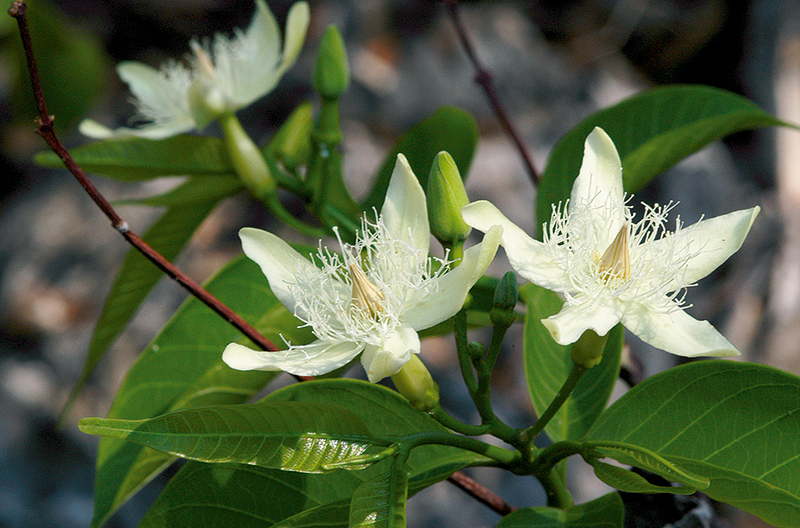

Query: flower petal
[239,227,318,315]
[462,200,566,291]
[402,225,502,330]
[571,127,626,235]
[622,303,739,357]
[222,340,363,376]
[542,298,623,345]
[360,326,420,382]
[225,0,282,107]
[117,62,196,135]
[381,154,430,252]
[277,2,310,77]
[652,206,760,289]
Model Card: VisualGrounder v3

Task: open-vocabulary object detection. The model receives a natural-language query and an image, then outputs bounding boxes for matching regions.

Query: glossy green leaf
[136,379,486,528]
[585,360,800,528]
[89,255,313,527]
[60,177,241,423]
[521,283,623,444]
[496,492,623,528]
[34,135,236,181]
[81,401,389,472]
[537,85,789,232]
[349,463,408,528]
[364,106,479,210]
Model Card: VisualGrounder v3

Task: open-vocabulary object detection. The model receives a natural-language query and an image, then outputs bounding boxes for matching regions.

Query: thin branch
[444,0,539,186]
[8,0,280,355]
[448,471,516,516]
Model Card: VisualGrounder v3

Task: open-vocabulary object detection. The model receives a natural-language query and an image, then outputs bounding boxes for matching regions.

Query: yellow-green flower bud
[571,329,609,369]
[218,113,276,199]
[490,271,518,327]
[313,26,350,98]
[391,355,440,412]
[427,151,471,244]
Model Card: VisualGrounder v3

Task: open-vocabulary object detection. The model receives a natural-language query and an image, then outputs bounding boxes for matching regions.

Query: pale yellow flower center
[599,223,631,284]
[190,41,218,82]
[349,263,385,318]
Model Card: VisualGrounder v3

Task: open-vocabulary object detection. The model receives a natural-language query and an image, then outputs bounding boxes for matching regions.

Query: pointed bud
[427,151,471,244]
[314,26,350,98]
[490,271,518,327]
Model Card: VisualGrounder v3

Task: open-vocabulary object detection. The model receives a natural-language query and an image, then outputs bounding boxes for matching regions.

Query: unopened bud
[571,329,609,369]
[314,26,350,98]
[391,355,440,412]
[490,272,518,327]
[427,151,471,244]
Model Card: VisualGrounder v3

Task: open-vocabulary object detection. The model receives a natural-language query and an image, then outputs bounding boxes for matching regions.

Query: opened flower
[223,155,501,382]
[80,0,309,139]
[463,127,759,357]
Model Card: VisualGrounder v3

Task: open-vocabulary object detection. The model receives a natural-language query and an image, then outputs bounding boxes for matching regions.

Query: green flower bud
[427,151,471,244]
[218,113,276,198]
[314,26,350,98]
[571,329,609,369]
[391,355,440,412]
[490,271,518,327]
[467,341,485,361]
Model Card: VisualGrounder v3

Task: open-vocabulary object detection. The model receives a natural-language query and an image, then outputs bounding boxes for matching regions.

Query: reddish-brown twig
[444,0,539,186]
[8,0,279,354]
[449,471,516,516]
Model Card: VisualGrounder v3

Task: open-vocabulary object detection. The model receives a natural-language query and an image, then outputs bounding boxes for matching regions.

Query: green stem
[520,364,587,445]
[539,467,573,508]
[429,403,491,436]
[401,431,519,466]
[262,193,327,239]
[453,309,477,394]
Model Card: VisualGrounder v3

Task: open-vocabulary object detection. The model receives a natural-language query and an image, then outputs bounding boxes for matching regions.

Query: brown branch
[8,0,279,354]
[448,471,516,516]
[444,0,539,186]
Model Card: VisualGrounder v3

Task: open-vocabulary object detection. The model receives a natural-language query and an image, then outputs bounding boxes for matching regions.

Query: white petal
[402,225,502,330]
[542,298,623,345]
[277,2,310,77]
[222,340,363,376]
[226,0,282,106]
[571,127,626,233]
[652,206,760,289]
[381,154,430,252]
[622,303,739,357]
[78,120,114,139]
[239,227,318,314]
[117,62,195,132]
[360,326,420,382]
[462,201,566,291]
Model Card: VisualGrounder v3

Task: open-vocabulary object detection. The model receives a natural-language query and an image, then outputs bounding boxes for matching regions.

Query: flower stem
[519,363,588,445]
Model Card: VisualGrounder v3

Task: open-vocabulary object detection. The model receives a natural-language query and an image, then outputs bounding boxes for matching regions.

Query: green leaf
[496,492,623,528]
[521,283,623,444]
[136,379,484,528]
[81,400,390,472]
[34,135,237,181]
[349,463,408,528]
[60,177,240,423]
[116,177,243,207]
[537,85,789,232]
[364,106,479,210]
[585,360,800,528]
[588,460,696,495]
[89,255,313,527]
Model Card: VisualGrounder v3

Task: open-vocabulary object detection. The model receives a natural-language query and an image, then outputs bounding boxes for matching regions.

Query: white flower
[463,127,759,357]
[223,155,502,382]
[79,0,309,139]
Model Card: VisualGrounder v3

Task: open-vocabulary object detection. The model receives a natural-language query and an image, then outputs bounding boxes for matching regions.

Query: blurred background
[1,0,798,526]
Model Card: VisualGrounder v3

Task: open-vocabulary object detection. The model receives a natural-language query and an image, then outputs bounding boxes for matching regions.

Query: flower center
[599,223,631,284]
[349,263,385,318]
[190,41,218,82]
